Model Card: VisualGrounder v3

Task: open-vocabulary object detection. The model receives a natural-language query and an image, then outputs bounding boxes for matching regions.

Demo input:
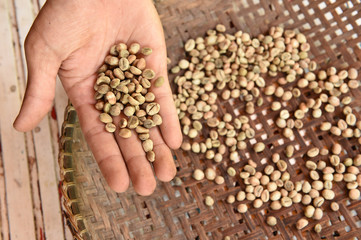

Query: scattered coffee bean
[296,218,309,230]
[155,76,165,87]
[119,128,132,138]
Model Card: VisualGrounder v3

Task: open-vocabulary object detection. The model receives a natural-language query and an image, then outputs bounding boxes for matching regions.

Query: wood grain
[0,0,36,238]
[0,155,9,240]
[0,0,73,239]
[12,0,65,238]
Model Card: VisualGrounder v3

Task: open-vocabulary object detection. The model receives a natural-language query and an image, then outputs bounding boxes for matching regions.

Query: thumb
[13,32,61,132]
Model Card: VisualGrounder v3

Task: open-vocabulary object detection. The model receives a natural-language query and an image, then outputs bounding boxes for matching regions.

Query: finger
[74,99,130,193]
[148,55,183,150]
[114,120,156,196]
[126,8,182,149]
[149,127,176,182]
[13,32,60,132]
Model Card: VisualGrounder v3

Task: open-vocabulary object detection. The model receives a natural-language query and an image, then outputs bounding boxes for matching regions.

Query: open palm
[14,0,182,195]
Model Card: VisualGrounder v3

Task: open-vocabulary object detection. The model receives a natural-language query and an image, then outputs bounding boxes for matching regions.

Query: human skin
[13,0,182,196]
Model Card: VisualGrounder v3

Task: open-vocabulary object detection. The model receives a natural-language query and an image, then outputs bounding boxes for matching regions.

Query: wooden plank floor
[0,0,73,239]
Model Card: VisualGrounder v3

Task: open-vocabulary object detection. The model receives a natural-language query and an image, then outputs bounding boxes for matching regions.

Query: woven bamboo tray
[59,0,361,239]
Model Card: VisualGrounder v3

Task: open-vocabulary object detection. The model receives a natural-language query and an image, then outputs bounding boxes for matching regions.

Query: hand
[13,0,182,195]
